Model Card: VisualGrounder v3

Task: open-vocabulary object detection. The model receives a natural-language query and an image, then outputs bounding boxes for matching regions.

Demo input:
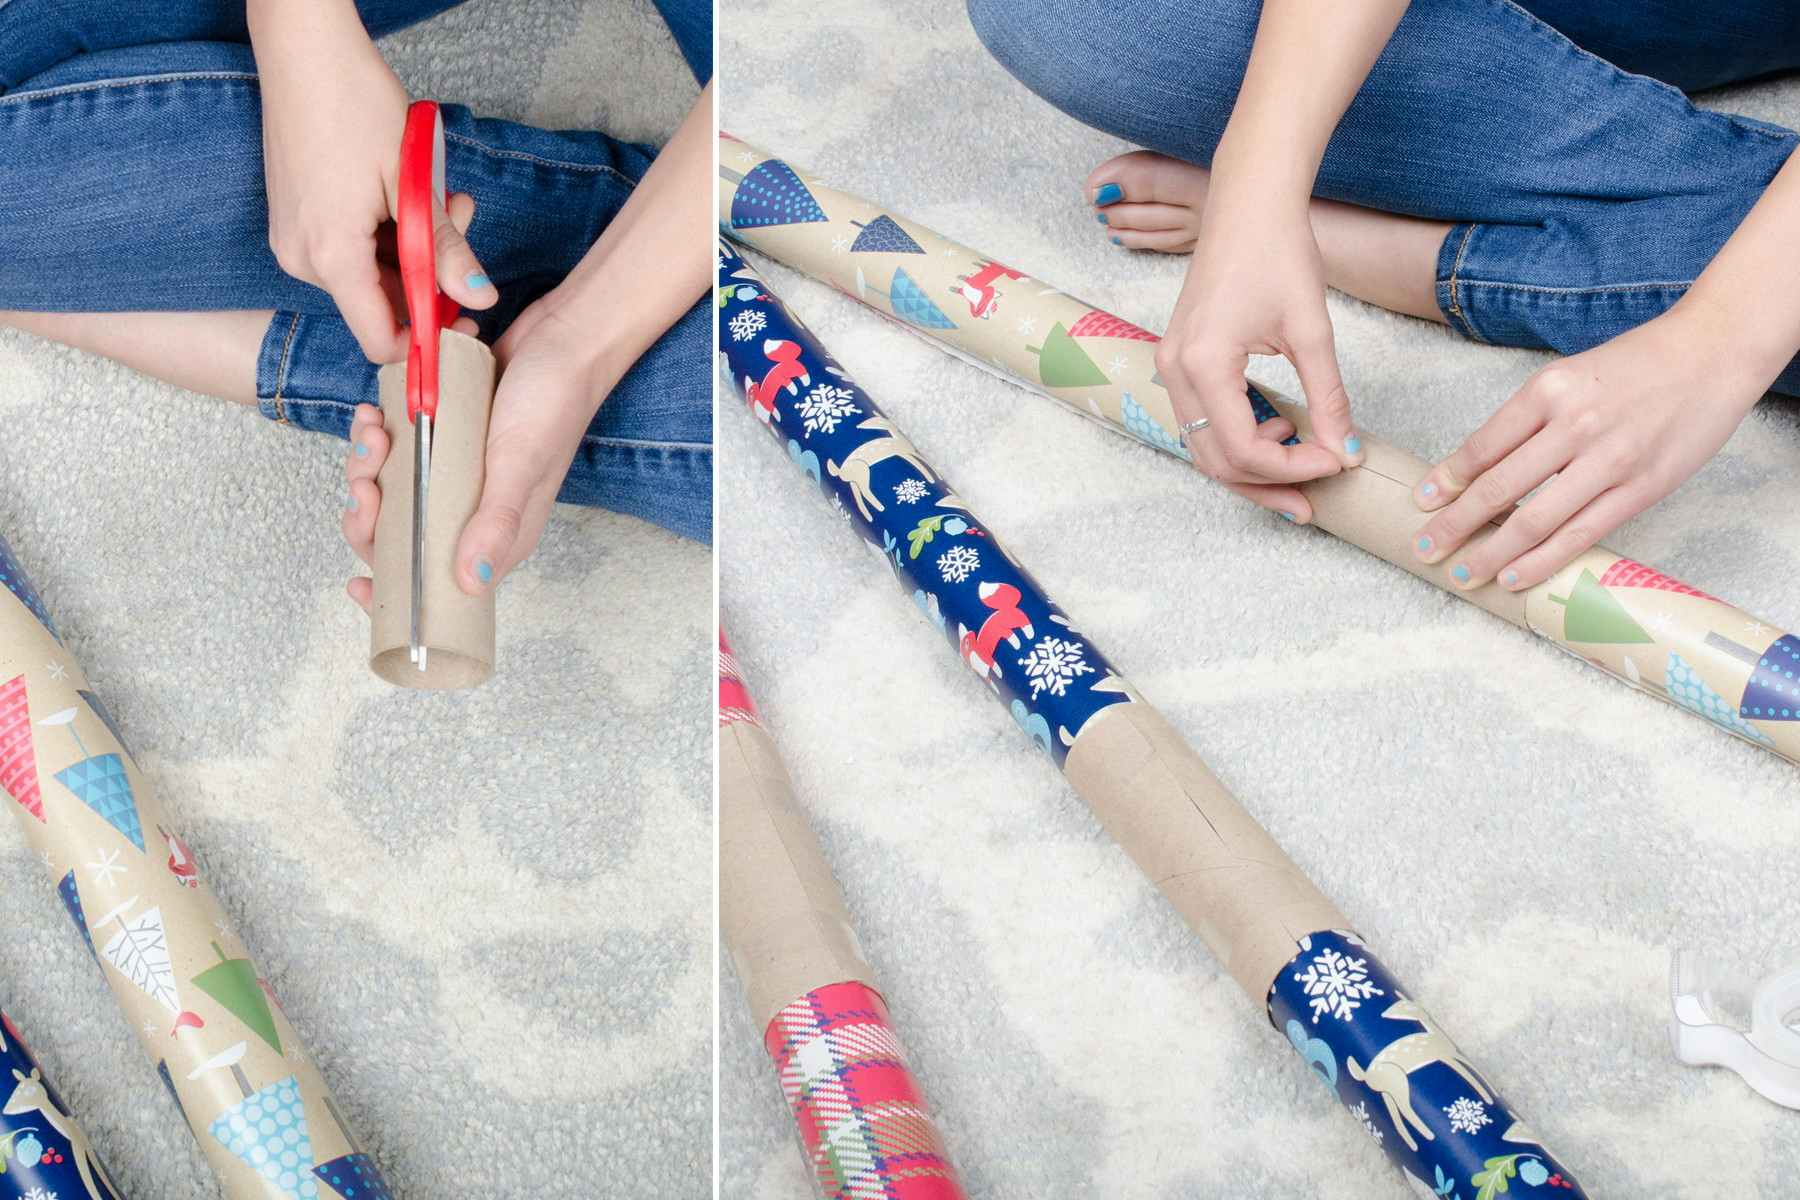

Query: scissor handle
[398,100,458,425]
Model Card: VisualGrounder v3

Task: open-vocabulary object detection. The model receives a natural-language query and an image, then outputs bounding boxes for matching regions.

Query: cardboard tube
[717,244,1591,1197]
[0,535,392,1200]
[0,1009,126,1199]
[370,329,497,690]
[719,632,966,1200]
[719,137,1800,766]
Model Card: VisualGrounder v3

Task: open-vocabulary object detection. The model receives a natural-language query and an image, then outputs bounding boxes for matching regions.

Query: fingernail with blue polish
[1419,481,1438,499]
[1096,211,1108,225]
[476,558,494,585]
[1451,563,1472,584]
[1416,535,1433,554]
[1110,236,1122,246]
[467,272,492,290]
[346,495,358,513]
[354,442,368,459]
[1503,570,1519,588]
[1279,511,1296,522]
[1094,182,1123,206]
[1344,434,1362,456]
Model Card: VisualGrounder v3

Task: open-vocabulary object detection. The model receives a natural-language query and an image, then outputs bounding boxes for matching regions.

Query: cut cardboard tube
[0,1008,126,1199]
[370,328,497,690]
[719,631,967,1200]
[0,535,392,1199]
[720,137,1800,766]
[717,243,1591,1196]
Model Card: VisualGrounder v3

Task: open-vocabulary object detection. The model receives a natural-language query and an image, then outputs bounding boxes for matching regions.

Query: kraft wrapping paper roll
[718,243,1589,1198]
[370,329,497,690]
[720,632,966,1200]
[719,137,1800,767]
[0,536,392,1200]
[0,1009,124,1199]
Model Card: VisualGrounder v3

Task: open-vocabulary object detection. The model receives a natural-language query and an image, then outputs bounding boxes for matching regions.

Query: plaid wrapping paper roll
[718,136,1800,768]
[0,1008,125,1199]
[717,244,1590,1198]
[0,535,390,1200]
[720,632,966,1200]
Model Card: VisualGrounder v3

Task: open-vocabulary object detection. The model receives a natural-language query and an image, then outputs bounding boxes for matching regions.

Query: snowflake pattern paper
[1269,931,1589,1198]
[718,243,1127,765]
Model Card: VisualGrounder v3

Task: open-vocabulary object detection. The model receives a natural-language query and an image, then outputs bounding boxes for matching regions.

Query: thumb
[454,449,545,595]
[433,192,498,311]
[1289,322,1363,468]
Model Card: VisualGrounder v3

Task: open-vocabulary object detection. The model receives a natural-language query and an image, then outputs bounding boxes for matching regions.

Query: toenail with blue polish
[1095,182,1123,206]
[354,442,368,459]
[1417,535,1432,553]
[1420,481,1438,498]
[1344,435,1362,455]
[476,559,494,585]
[1096,212,1108,225]
[1451,563,1472,583]
[1503,570,1519,587]
[1279,511,1296,522]
[467,272,492,290]
[347,495,358,512]
[1110,236,1122,246]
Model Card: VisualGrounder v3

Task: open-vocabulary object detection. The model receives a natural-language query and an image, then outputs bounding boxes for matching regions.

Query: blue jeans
[0,0,713,543]
[967,0,1800,397]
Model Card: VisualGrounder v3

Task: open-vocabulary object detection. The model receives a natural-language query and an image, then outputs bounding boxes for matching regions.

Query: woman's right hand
[1156,176,1357,523]
[248,0,497,361]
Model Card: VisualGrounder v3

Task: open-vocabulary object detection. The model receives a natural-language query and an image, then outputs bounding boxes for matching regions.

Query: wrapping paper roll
[0,536,391,1200]
[0,1009,124,1199]
[370,329,497,690]
[720,631,966,1199]
[719,137,1800,767]
[718,244,1590,1198]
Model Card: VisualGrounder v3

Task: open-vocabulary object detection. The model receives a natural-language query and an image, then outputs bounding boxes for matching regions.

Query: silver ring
[1179,417,1211,436]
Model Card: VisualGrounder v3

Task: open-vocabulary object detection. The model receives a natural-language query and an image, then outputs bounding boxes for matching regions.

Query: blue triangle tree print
[850,215,924,254]
[888,268,956,329]
[57,754,142,851]
[58,869,97,961]
[730,159,827,229]
[0,536,56,641]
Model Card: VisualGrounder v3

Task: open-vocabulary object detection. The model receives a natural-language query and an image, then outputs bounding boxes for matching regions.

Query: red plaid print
[763,981,965,1200]
[719,631,762,728]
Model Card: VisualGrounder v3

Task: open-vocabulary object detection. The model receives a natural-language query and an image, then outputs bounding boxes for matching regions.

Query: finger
[1222,479,1314,525]
[1194,367,1342,483]
[1440,460,1608,590]
[347,420,390,483]
[1099,202,1193,231]
[434,192,498,311]
[1110,228,1198,253]
[1287,319,1362,467]
[1417,388,1548,510]
[1499,485,1645,591]
[1413,429,1571,568]
[451,316,480,337]
[1255,417,1298,443]
[454,443,550,594]
[323,249,407,363]
[343,476,381,567]
[346,576,373,615]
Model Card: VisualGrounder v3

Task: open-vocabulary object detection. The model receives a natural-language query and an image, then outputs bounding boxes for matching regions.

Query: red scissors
[397,100,462,671]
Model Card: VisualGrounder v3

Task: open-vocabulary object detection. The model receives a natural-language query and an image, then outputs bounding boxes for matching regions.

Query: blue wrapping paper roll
[719,242,1591,1198]
[0,1009,124,1199]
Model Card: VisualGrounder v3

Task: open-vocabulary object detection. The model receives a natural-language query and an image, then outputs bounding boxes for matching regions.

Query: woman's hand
[341,287,609,609]
[1159,183,1353,520]
[1411,309,1764,591]
[249,0,496,361]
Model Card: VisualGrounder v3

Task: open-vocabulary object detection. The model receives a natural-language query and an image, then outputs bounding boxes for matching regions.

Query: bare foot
[1087,149,1451,323]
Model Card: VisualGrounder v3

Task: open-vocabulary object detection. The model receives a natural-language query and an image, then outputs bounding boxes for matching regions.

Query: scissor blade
[410,413,433,672]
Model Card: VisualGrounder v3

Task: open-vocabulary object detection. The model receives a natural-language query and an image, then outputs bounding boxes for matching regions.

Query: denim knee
[965,0,1251,165]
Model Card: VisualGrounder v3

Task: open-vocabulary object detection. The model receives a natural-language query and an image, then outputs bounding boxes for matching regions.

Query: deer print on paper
[1346,996,1494,1153]
[826,418,938,520]
[4,1068,120,1200]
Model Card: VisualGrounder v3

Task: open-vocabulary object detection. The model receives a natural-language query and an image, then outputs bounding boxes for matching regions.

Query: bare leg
[1087,150,1449,323]
[0,310,272,404]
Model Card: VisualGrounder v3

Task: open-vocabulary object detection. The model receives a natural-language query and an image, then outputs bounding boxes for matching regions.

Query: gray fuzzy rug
[0,2,711,1197]
[718,2,1800,1195]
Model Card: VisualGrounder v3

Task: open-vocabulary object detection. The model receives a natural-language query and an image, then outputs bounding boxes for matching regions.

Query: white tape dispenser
[1671,948,1800,1109]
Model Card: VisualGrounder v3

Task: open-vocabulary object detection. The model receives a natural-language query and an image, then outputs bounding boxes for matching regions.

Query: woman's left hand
[1410,307,1764,592]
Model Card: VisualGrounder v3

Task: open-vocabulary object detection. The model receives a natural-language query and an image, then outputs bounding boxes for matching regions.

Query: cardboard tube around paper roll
[717,245,1592,1197]
[0,535,392,1199]
[0,1008,126,1199]
[720,138,1800,766]
[720,632,968,1200]
[370,328,496,689]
